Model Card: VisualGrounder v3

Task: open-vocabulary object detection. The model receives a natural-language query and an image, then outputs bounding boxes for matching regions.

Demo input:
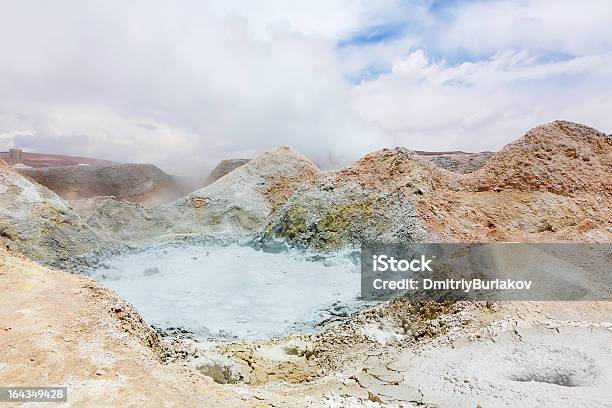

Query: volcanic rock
[17,163,181,205]
[417,121,612,242]
[0,160,102,265]
[266,148,440,250]
[72,196,174,243]
[172,146,319,232]
[463,121,612,196]
[419,151,494,174]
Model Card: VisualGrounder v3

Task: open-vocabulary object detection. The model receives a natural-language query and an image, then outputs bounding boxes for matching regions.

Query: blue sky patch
[337,23,407,48]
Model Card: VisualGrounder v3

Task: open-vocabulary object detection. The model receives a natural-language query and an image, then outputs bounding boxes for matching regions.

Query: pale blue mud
[83,236,365,339]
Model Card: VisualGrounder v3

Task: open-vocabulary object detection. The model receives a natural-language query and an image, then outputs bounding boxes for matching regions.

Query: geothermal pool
[84,238,363,339]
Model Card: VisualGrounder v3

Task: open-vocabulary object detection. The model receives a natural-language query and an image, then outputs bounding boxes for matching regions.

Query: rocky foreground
[1,120,611,407]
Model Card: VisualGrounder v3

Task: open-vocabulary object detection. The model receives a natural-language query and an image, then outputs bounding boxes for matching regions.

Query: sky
[0,0,611,174]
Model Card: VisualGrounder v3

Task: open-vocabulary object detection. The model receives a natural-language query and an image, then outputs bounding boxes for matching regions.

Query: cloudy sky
[1,0,611,174]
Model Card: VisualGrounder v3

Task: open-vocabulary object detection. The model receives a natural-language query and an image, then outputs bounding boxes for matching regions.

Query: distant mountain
[0,151,115,167]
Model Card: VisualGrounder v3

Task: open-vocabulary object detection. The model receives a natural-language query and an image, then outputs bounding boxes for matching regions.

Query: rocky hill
[171,145,319,232]
[265,148,448,250]
[16,163,181,206]
[463,121,612,196]
[0,160,101,265]
[417,121,612,242]
[263,121,611,248]
[62,120,612,249]
[5,120,609,257]
[71,196,175,244]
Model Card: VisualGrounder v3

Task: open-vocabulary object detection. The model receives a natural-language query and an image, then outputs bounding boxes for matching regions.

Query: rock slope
[418,121,612,242]
[266,148,446,249]
[0,160,101,265]
[66,121,612,249]
[72,196,175,244]
[204,159,251,186]
[172,145,319,232]
[462,121,612,196]
[419,151,494,174]
[17,163,181,205]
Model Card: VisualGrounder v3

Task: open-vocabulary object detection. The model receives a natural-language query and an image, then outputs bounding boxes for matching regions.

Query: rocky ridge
[462,121,612,196]
[4,120,610,266]
[265,148,443,250]
[17,163,182,206]
[417,121,612,242]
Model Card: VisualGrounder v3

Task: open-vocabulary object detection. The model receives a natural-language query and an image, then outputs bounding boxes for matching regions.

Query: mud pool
[84,238,364,339]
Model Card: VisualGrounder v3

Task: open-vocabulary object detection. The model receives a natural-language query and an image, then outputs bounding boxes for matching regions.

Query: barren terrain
[1,120,611,407]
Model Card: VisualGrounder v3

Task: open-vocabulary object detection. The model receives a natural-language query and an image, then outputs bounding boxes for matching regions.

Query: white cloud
[0,0,610,174]
[207,0,412,38]
[352,49,612,152]
[0,0,388,173]
[432,0,612,57]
